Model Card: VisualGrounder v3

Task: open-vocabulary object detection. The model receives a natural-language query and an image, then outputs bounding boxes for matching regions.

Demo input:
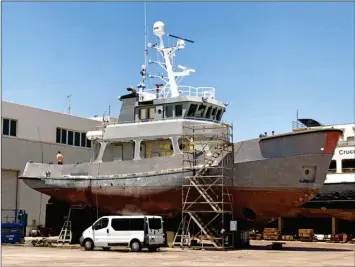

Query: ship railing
[139,86,216,101]
[104,116,225,126]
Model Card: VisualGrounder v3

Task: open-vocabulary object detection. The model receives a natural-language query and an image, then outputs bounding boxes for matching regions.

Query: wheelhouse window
[139,108,147,120]
[102,141,135,162]
[342,159,355,173]
[187,104,198,117]
[140,139,174,158]
[205,106,212,119]
[196,105,206,117]
[347,136,355,142]
[2,118,17,137]
[148,107,156,119]
[211,108,217,120]
[175,104,183,117]
[216,109,223,121]
[329,160,336,173]
[165,105,173,118]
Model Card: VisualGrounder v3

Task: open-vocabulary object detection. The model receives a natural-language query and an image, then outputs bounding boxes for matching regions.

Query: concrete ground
[2,240,354,266]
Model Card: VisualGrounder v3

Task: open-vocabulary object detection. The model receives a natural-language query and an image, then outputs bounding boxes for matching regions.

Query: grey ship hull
[20,128,341,225]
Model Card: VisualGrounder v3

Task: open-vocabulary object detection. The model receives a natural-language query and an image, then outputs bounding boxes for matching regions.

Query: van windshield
[148,218,162,230]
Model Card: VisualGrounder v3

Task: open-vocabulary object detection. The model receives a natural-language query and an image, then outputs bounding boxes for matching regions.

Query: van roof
[99,215,162,219]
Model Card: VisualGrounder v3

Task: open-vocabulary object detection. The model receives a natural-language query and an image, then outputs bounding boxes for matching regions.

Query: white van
[79,215,165,252]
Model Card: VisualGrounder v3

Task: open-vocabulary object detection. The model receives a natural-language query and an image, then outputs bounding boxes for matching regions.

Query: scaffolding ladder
[173,123,235,249]
[57,204,85,244]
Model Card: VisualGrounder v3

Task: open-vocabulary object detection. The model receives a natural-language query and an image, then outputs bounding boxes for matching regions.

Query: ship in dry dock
[287,119,355,221]
[19,21,342,226]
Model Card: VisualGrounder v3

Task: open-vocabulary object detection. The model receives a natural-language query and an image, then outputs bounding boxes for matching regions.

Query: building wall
[1,101,100,234]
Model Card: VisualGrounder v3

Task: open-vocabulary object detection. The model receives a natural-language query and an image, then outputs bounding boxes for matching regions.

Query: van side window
[148,218,162,229]
[130,218,144,231]
[93,218,109,230]
[111,219,130,231]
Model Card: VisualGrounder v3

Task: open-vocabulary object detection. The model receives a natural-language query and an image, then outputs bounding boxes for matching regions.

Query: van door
[92,217,109,247]
[147,217,164,245]
[109,218,131,246]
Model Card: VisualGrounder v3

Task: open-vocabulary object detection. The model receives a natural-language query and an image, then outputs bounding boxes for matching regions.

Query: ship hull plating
[20,129,341,225]
[286,182,355,221]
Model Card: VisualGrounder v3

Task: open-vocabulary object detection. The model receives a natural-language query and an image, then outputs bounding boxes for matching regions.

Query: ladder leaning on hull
[173,123,235,249]
[57,204,85,244]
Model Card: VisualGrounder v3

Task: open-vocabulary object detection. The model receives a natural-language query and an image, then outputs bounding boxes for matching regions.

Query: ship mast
[140,21,195,100]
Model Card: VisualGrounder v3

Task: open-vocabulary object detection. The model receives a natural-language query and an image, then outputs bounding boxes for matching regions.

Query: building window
[329,160,336,173]
[342,159,355,173]
[165,105,173,118]
[56,128,61,143]
[175,104,183,117]
[56,127,91,148]
[68,131,74,145]
[81,133,86,147]
[61,129,67,144]
[2,118,17,137]
[74,132,80,147]
[87,139,91,148]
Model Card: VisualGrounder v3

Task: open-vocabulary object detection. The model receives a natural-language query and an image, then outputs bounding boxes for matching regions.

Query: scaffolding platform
[173,123,236,250]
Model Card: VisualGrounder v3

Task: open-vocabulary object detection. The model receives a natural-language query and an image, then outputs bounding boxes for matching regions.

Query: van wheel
[103,247,110,251]
[148,246,158,252]
[84,239,94,251]
[130,240,141,252]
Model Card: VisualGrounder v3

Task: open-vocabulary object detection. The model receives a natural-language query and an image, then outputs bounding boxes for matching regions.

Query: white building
[1,101,101,234]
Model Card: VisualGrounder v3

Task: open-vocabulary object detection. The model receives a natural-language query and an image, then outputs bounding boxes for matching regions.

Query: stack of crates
[298,229,314,242]
[263,228,282,241]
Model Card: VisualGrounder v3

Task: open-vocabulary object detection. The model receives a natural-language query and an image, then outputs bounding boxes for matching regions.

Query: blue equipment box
[1,210,27,244]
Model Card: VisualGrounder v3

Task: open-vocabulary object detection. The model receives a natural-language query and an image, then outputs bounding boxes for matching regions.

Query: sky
[2,2,354,141]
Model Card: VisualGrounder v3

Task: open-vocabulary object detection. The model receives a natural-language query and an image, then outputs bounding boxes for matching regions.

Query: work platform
[173,123,236,249]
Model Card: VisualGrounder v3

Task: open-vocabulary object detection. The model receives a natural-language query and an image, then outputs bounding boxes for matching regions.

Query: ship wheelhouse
[90,90,228,164]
